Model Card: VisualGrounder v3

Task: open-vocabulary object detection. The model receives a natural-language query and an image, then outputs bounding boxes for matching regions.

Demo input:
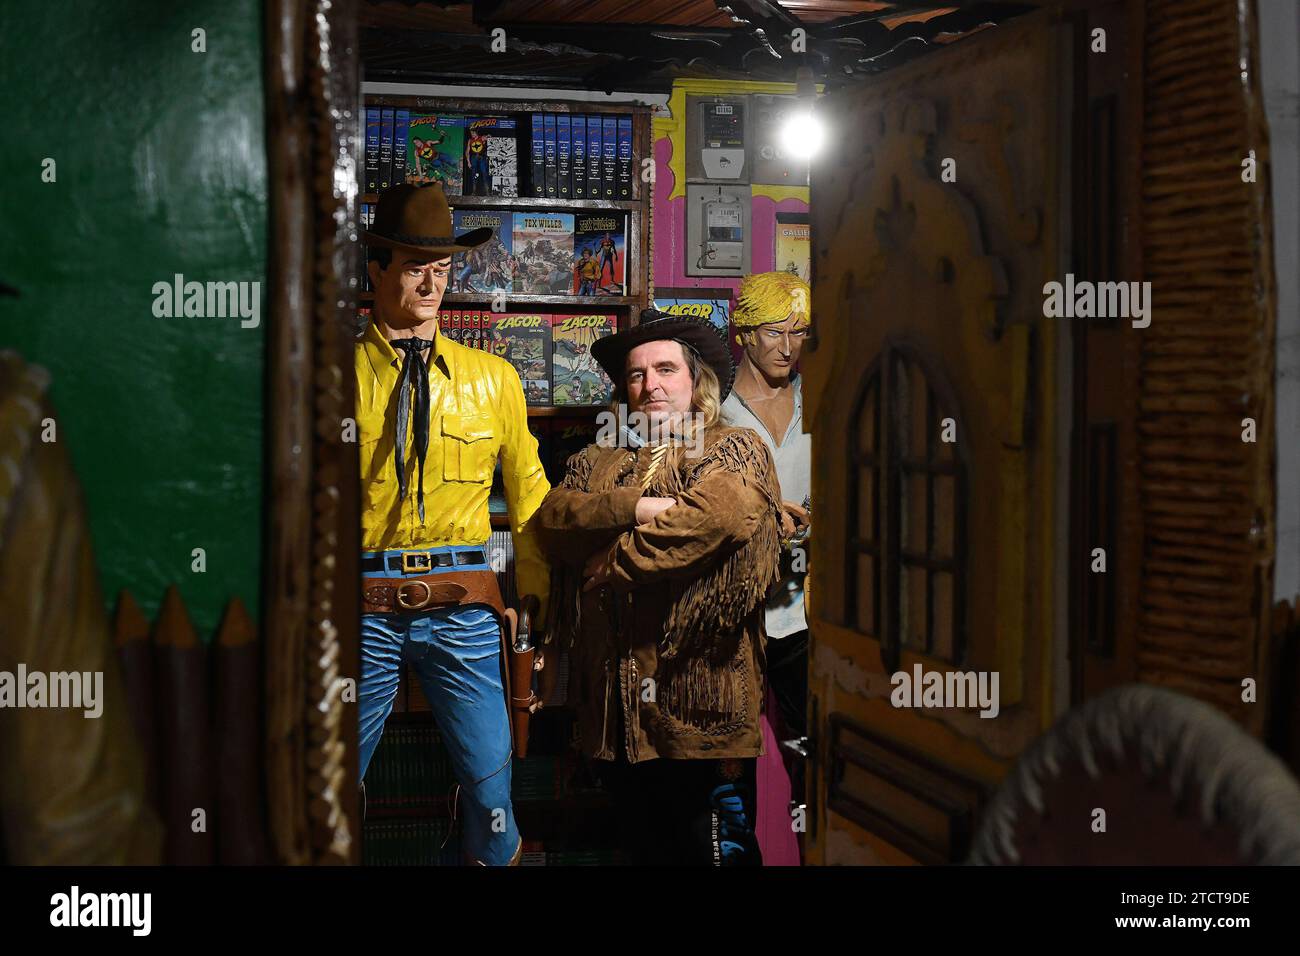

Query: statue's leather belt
[360,548,488,575]
[363,567,504,617]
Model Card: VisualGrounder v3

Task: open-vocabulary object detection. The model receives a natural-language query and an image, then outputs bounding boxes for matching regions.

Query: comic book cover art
[775,218,811,283]
[491,312,552,405]
[464,117,518,197]
[653,290,732,341]
[572,214,625,296]
[451,210,513,294]
[551,314,615,406]
[405,114,465,193]
[512,213,574,294]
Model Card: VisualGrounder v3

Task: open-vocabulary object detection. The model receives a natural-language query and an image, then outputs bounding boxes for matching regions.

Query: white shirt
[721,374,810,639]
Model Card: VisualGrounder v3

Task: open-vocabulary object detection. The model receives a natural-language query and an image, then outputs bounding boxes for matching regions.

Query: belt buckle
[401,551,432,574]
[397,580,433,610]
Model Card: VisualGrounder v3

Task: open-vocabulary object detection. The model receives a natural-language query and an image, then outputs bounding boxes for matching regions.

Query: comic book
[572,213,625,296]
[364,108,380,193]
[572,115,587,198]
[601,115,617,199]
[463,117,518,197]
[557,114,572,199]
[491,312,552,406]
[394,110,410,188]
[586,115,603,199]
[379,108,395,192]
[405,114,466,193]
[530,114,545,197]
[441,308,459,344]
[472,311,486,350]
[463,309,479,350]
[653,291,731,341]
[616,116,633,199]
[451,210,513,294]
[551,314,615,406]
[512,213,574,294]
[775,218,811,283]
[543,113,557,198]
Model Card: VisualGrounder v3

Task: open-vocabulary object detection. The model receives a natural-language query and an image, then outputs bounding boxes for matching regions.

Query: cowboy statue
[357,183,550,866]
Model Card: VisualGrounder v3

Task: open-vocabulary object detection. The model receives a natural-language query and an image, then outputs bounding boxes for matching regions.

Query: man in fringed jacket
[534,310,783,866]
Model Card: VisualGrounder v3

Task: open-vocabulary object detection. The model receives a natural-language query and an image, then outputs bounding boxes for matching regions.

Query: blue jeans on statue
[359,605,520,865]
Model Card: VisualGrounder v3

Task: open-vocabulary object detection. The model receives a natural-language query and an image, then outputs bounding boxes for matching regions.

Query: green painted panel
[0,1,267,638]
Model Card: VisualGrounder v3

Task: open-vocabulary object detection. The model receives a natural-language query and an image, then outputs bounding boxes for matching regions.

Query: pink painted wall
[651,135,808,300]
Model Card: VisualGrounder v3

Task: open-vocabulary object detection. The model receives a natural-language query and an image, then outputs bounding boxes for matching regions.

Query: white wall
[1261,2,1300,601]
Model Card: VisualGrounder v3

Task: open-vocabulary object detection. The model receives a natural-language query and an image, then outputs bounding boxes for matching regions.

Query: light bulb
[781,109,825,160]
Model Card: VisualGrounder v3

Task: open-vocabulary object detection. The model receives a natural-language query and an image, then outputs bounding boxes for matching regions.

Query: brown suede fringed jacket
[535,425,783,763]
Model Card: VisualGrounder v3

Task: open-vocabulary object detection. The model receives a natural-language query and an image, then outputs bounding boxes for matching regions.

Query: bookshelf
[359,93,652,318]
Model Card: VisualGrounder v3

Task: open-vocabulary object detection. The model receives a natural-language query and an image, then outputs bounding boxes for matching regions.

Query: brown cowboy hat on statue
[362,183,492,258]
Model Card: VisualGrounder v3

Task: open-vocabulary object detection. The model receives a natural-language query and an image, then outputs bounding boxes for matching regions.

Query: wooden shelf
[526,404,604,417]
[362,192,637,212]
[441,292,636,307]
[357,293,631,308]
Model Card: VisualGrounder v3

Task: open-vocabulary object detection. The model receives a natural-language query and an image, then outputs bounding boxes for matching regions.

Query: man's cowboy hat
[363,183,492,258]
[592,308,736,400]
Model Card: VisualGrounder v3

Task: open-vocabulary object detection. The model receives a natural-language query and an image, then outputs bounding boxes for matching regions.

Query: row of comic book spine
[529,113,634,200]
[362,106,635,200]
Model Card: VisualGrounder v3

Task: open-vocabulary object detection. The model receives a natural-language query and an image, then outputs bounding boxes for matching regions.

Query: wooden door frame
[263,0,362,865]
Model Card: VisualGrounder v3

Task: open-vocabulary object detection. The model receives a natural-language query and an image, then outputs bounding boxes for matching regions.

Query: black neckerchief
[389,336,433,524]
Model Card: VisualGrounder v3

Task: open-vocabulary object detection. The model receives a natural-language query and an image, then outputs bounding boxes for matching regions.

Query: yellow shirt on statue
[355,319,551,622]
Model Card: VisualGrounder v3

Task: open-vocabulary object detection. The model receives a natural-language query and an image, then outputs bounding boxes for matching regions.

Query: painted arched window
[846,344,966,672]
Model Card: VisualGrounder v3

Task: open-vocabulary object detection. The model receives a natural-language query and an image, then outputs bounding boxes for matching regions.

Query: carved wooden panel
[807,9,1068,710]
[827,714,989,864]
[805,9,1072,865]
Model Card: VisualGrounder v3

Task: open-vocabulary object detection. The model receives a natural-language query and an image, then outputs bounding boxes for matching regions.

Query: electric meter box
[685,94,750,183]
[750,94,810,186]
[686,183,750,277]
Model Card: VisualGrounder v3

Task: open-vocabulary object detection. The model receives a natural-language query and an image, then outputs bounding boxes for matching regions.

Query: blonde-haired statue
[721,270,812,856]
[731,269,811,346]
